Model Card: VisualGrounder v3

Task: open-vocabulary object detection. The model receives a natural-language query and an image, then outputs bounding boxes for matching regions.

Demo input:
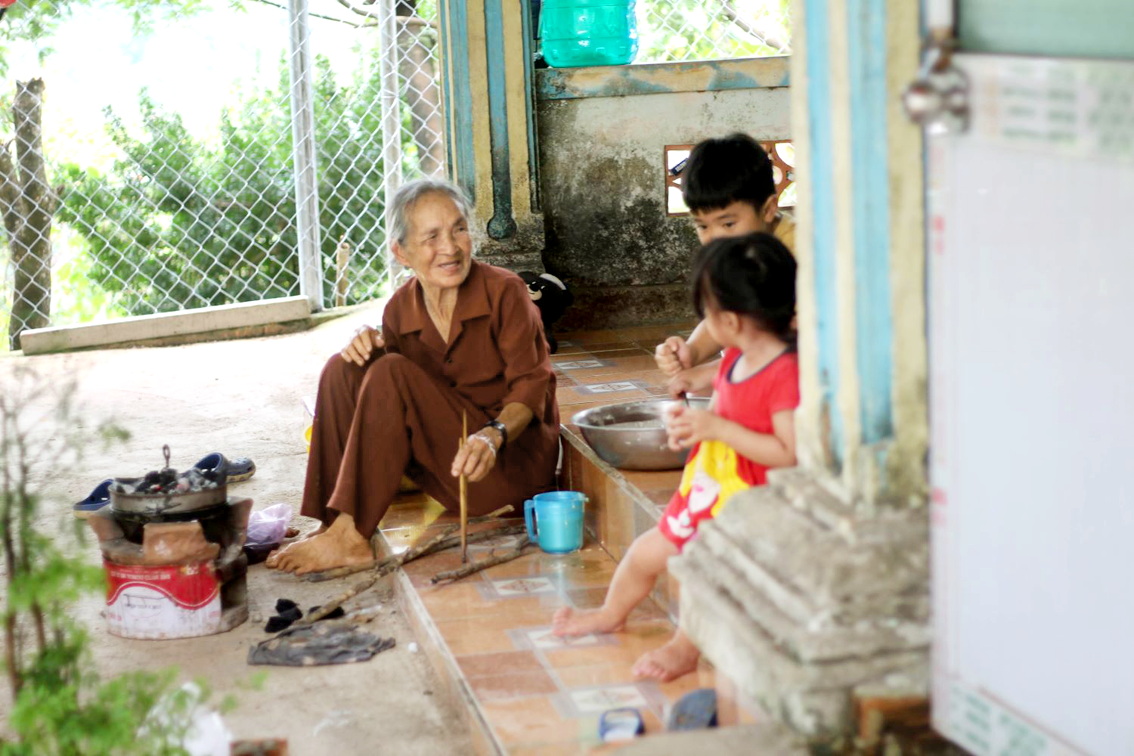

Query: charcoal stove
[87,446,252,640]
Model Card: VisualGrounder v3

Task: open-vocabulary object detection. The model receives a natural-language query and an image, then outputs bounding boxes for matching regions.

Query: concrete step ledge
[610,723,807,755]
[374,530,506,755]
[19,296,314,355]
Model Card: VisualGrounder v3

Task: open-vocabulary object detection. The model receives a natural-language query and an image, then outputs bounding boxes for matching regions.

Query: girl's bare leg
[552,527,677,636]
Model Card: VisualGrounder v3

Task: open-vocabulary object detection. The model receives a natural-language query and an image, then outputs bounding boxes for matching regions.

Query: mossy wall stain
[535,87,790,328]
[540,151,699,325]
[543,160,696,288]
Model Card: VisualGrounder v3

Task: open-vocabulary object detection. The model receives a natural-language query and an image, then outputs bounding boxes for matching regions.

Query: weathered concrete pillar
[436,0,544,272]
[792,0,927,506]
[672,0,930,739]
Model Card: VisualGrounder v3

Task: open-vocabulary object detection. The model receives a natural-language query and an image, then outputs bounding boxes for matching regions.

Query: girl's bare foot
[551,606,625,637]
[631,633,700,682]
[265,518,372,575]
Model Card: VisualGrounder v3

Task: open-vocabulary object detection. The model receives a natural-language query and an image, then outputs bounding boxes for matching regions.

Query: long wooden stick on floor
[301,505,517,583]
[431,536,532,584]
[460,410,469,563]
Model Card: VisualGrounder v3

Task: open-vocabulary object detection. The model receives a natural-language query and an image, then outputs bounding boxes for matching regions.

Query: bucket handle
[524,498,538,542]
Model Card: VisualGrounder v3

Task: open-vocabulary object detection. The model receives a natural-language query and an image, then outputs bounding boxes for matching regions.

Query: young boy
[654,133,794,392]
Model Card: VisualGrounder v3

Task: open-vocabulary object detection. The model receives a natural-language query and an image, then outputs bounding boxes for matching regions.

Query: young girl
[553,232,799,682]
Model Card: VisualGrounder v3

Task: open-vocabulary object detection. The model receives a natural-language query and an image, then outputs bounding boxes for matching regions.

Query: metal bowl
[571,397,710,471]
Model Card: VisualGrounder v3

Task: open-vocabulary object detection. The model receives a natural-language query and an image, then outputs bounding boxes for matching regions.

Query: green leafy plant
[0,365,213,754]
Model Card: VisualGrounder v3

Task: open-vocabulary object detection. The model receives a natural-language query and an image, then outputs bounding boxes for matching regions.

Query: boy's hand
[655,336,693,377]
[665,405,724,450]
[341,325,385,366]
[666,361,717,398]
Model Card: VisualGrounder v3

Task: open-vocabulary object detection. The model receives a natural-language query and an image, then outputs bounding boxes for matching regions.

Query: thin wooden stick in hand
[460,410,469,563]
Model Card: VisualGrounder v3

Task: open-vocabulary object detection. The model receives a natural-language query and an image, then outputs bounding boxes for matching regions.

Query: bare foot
[631,633,700,682]
[288,525,326,543]
[265,518,373,575]
[551,606,625,637]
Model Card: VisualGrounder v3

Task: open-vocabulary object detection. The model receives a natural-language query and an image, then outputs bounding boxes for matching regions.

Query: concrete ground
[0,301,473,754]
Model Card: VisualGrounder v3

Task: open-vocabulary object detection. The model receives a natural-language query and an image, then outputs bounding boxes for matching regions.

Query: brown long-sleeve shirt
[382,260,559,450]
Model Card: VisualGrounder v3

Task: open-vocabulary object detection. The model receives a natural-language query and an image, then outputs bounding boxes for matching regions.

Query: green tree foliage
[56,51,390,316]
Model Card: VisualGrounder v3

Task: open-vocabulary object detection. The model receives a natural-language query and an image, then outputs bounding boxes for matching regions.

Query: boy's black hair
[681,133,776,215]
[691,232,796,348]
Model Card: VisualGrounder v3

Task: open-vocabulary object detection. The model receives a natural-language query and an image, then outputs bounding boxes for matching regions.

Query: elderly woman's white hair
[388,178,475,247]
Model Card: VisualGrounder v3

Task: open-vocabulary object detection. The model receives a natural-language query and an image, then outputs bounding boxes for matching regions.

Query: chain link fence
[0,0,444,351]
[0,0,787,352]
[638,0,791,63]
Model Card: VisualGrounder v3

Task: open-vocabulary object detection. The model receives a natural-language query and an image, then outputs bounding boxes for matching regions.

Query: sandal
[73,479,113,518]
[192,452,256,483]
[666,688,717,731]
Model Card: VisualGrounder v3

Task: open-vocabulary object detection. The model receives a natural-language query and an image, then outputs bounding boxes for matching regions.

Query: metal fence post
[288,0,324,312]
[378,0,405,282]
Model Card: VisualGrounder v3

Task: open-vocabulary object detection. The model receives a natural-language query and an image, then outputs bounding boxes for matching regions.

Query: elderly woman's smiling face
[393,191,473,292]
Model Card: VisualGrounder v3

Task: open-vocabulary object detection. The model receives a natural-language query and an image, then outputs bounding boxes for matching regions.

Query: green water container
[538,0,638,68]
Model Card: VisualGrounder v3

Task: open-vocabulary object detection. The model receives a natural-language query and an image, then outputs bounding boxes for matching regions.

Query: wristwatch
[483,420,508,450]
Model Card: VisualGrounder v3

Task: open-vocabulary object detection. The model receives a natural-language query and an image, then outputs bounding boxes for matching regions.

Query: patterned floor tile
[573,380,648,395]
[552,357,611,371]
[551,683,668,718]
[507,626,614,652]
[489,576,559,597]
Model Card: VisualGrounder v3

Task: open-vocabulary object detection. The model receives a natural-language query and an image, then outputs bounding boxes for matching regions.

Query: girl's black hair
[691,232,797,349]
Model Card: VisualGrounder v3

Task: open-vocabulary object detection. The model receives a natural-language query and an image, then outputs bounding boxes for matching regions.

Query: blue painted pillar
[437,0,545,271]
[793,0,927,503]
[802,0,845,473]
[847,0,895,445]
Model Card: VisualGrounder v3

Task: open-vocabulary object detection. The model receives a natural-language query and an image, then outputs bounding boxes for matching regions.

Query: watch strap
[483,420,508,450]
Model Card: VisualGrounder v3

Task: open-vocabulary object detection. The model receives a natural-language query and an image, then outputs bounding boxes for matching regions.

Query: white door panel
[930,54,1134,755]
[956,0,1134,59]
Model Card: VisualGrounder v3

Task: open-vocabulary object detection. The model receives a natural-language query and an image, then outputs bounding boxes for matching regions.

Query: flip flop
[598,707,644,742]
[666,688,718,731]
[192,452,256,483]
[73,478,113,518]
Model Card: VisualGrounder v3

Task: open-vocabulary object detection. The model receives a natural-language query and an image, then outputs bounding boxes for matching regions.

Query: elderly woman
[268,179,559,575]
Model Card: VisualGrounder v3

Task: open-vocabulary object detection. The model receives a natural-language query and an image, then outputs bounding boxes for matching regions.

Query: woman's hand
[665,404,724,451]
[654,336,693,377]
[340,325,384,367]
[451,432,499,483]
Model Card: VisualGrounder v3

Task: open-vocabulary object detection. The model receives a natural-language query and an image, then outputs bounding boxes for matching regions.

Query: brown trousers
[302,353,557,535]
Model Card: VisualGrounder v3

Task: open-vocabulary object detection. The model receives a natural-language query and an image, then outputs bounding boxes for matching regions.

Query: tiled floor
[552,325,690,413]
[374,322,764,753]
